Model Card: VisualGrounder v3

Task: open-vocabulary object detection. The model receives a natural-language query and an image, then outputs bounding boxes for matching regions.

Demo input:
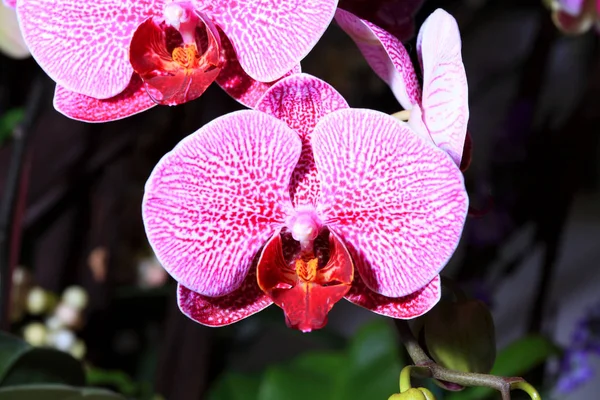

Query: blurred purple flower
[556,301,600,393]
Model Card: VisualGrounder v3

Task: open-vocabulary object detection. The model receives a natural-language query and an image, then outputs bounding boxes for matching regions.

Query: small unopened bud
[388,388,436,400]
[55,302,82,329]
[23,322,47,346]
[47,328,76,352]
[422,299,496,374]
[62,286,88,310]
[69,339,87,360]
[27,287,50,315]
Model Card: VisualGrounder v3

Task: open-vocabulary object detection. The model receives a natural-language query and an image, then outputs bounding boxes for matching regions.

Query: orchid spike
[336,8,469,168]
[0,1,29,59]
[143,73,468,332]
[547,0,600,34]
[16,0,338,122]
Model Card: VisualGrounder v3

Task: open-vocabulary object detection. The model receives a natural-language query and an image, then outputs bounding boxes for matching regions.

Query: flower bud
[61,286,88,310]
[69,339,87,360]
[26,287,50,315]
[422,299,496,374]
[23,322,47,346]
[55,302,82,329]
[47,328,76,352]
[388,388,436,400]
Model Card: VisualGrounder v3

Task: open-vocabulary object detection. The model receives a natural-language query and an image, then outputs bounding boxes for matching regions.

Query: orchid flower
[0,1,29,59]
[336,8,470,170]
[142,73,468,332]
[545,0,600,34]
[13,0,338,122]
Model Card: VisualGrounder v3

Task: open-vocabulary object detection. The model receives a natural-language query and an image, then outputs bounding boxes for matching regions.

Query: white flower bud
[26,287,49,315]
[23,323,47,346]
[61,286,88,310]
[47,328,76,352]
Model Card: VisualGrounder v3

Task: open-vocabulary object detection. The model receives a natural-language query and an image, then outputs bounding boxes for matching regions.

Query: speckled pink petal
[417,9,469,167]
[177,269,272,327]
[16,0,164,99]
[195,0,338,82]
[345,274,441,319]
[313,109,468,298]
[216,29,301,108]
[335,8,421,110]
[256,73,348,207]
[143,110,302,297]
[54,75,156,123]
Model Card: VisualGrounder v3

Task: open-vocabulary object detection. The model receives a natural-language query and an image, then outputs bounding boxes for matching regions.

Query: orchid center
[290,212,321,252]
[256,229,354,332]
[171,45,199,69]
[295,258,319,282]
[129,1,223,106]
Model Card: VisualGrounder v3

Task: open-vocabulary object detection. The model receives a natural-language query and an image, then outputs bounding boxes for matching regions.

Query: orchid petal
[178,269,272,327]
[143,110,302,297]
[345,274,441,319]
[335,8,421,110]
[559,0,585,15]
[417,9,469,167]
[16,0,163,99]
[256,73,348,207]
[53,75,156,123]
[216,29,301,108]
[196,0,338,82]
[313,109,468,298]
[0,2,29,59]
[3,0,15,8]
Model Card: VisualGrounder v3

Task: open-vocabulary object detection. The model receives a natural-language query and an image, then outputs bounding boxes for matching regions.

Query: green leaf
[0,333,30,380]
[341,320,402,400]
[85,367,139,397]
[208,319,403,400]
[0,332,85,387]
[208,372,261,400]
[0,384,126,400]
[446,335,560,400]
[258,319,401,400]
[488,335,560,377]
[0,108,24,145]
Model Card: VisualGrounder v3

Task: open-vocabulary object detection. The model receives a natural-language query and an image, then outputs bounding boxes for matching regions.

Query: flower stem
[0,76,46,329]
[395,320,540,400]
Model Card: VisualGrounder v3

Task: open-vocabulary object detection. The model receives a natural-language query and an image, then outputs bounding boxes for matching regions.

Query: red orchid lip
[256,228,354,333]
[129,9,222,106]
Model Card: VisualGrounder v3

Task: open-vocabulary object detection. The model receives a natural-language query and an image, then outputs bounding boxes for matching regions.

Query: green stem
[510,381,542,400]
[395,320,540,400]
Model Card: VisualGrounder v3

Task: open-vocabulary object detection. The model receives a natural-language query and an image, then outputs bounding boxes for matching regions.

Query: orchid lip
[129,1,223,106]
[256,228,354,332]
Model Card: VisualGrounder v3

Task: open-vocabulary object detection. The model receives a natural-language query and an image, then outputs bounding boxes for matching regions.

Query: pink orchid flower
[142,73,468,332]
[546,0,600,34]
[336,8,470,170]
[13,0,338,122]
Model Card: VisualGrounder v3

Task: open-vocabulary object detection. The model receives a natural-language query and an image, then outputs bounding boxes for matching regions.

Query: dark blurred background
[1,0,599,399]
